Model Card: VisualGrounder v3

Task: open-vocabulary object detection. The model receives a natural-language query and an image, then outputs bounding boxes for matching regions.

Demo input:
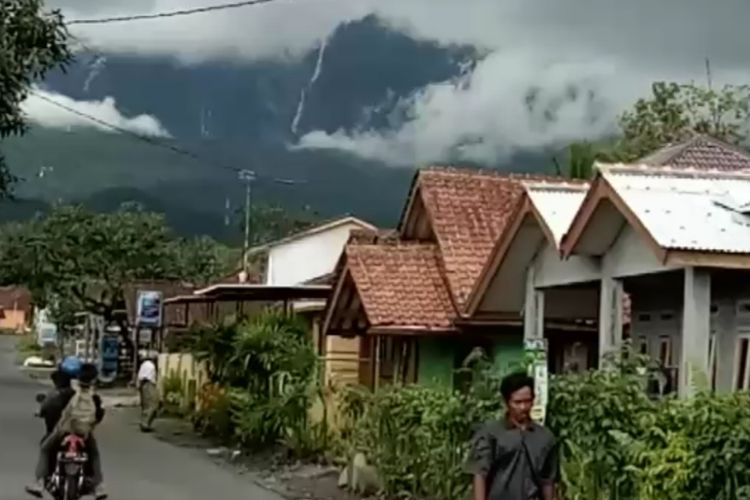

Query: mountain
[0,16,554,241]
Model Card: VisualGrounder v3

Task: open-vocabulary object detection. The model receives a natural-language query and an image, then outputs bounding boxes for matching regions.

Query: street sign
[524,338,549,424]
[136,290,163,328]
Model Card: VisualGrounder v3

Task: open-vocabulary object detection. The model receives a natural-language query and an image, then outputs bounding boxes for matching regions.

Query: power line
[29,89,306,187]
[29,89,239,174]
[66,0,287,25]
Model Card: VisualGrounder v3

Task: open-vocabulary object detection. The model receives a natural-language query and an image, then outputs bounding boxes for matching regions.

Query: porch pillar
[598,276,624,367]
[523,267,545,341]
[680,267,711,397]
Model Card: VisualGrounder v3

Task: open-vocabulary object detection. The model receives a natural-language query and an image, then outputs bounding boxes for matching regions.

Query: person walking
[465,371,559,500]
[137,352,159,433]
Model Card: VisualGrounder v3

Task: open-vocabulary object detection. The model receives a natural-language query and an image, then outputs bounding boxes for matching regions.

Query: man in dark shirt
[465,372,559,500]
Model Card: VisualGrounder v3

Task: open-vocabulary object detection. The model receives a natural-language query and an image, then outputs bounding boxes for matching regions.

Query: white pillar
[523,267,545,341]
[680,267,711,397]
[598,276,624,367]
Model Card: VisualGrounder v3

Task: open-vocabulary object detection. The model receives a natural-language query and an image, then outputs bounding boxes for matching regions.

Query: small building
[500,162,750,396]
[246,216,377,287]
[323,167,592,390]
[0,286,32,333]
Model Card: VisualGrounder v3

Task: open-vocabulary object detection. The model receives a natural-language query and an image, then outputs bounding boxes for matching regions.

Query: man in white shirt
[137,352,159,432]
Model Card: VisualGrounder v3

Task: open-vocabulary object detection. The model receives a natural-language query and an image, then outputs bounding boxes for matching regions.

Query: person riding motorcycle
[27,360,107,500]
[38,356,80,437]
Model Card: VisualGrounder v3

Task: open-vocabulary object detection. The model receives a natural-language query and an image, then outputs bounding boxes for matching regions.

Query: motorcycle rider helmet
[78,362,99,387]
[59,355,83,378]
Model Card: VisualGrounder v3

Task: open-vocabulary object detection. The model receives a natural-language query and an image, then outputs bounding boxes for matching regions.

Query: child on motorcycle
[27,361,107,500]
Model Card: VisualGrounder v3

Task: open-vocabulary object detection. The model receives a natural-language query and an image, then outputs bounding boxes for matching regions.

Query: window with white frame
[734,335,750,391]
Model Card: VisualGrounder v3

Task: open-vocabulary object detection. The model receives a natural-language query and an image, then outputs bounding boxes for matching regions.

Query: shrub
[161,370,184,416]
[187,310,322,458]
[192,382,234,441]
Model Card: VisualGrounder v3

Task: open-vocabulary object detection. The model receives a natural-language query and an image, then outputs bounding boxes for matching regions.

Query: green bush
[340,346,750,500]
[339,359,503,499]
[186,310,323,458]
[162,370,185,416]
[547,349,750,500]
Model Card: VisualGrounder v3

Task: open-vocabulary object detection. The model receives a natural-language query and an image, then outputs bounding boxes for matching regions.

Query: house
[466,182,600,373]
[0,286,32,333]
[465,134,750,397]
[323,168,593,389]
[246,215,377,287]
[473,162,750,397]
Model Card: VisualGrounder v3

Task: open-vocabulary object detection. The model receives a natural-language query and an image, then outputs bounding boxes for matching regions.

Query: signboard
[524,338,549,424]
[136,290,163,328]
[98,333,119,384]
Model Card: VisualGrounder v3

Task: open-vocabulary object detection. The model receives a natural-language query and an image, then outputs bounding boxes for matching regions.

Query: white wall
[266,222,364,286]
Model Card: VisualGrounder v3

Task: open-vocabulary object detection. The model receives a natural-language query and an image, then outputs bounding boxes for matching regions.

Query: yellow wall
[0,310,27,333]
[157,352,209,411]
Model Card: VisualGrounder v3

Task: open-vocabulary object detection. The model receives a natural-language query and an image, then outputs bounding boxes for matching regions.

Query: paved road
[0,336,282,500]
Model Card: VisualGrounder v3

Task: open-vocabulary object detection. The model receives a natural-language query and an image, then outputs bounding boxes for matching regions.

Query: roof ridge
[421,165,566,182]
[523,181,589,192]
[597,161,750,181]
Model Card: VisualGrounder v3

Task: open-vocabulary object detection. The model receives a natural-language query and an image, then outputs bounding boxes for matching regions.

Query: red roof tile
[640,134,750,171]
[414,167,565,309]
[345,242,457,331]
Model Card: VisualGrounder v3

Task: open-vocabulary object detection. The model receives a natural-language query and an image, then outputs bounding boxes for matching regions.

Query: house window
[736,300,750,318]
[659,311,676,321]
[658,335,673,367]
[734,335,750,391]
[637,313,652,322]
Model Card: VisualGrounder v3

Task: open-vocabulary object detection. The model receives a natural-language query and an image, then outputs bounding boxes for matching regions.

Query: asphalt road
[0,336,282,500]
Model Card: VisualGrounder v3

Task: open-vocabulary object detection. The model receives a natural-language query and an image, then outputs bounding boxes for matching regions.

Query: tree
[618,81,750,160]
[557,81,750,179]
[0,205,231,324]
[244,202,319,246]
[0,0,71,197]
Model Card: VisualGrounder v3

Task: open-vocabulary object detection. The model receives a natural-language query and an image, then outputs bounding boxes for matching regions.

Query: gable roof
[246,215,377,256]
[323,240,458,335]
[400,167,564,310]
[466,182,588,315]
[562,163,750,267]
[640,134,750,171]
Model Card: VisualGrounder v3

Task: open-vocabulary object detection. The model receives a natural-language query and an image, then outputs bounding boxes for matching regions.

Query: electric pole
[239,169,256,275]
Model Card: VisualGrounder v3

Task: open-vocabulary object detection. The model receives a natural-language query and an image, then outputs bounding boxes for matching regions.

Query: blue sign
[99,334,119,383]
[136,290,163,328]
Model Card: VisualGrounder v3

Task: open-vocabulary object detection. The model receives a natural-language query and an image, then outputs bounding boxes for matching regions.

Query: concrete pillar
[524,267,545,341]
[598,276,624,367]
[680,267,711,397]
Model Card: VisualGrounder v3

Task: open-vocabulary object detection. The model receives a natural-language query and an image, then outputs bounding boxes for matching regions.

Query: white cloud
[47,0,750,164]
[53,0,371,64]
[23,87,171,137]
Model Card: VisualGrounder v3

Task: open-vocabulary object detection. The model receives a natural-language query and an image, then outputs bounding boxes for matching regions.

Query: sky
[30,0,750,165]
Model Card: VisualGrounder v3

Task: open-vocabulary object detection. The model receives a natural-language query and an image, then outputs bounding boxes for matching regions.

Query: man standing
[137,352,159,433]
[465,372,559,500]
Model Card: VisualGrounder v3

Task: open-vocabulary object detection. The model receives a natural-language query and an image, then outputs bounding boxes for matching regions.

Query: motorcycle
[35,393,92,500]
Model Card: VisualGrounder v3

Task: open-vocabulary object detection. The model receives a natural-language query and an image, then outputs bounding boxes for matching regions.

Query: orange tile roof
[345,242,457,331]
[640,134,750,171]
[415,167,566,309]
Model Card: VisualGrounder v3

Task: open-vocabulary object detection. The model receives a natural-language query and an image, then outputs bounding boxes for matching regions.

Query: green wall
[417,337,455,388]
[491,334,525,376]
[417,333,524,389]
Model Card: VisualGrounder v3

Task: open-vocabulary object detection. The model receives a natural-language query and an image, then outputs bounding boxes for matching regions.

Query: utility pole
[239,169,256,275]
